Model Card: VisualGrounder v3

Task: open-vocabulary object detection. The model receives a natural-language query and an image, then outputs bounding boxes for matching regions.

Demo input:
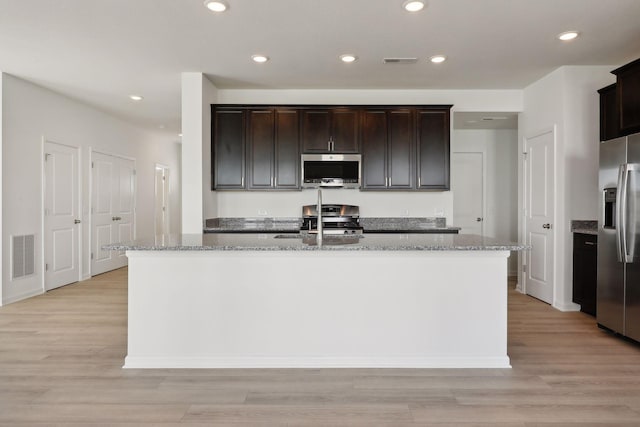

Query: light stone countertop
[571,220,598,236]
[104,233,528,252]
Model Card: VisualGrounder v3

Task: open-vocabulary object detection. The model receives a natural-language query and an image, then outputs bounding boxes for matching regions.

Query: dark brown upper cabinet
[416,107,451,190]
[213,108,245,189]
[301,108,359,153]
[598,83,620,141]
[361,109,414,190]
[212,104,450,192]
[245,108,300,190]
[273,109,301,189]
[246,109,275,189]
[613,58,640,135]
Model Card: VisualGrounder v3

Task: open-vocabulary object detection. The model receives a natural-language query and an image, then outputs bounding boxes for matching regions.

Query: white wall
[519,65,615,310]
[216,89,523,112]
[1,73,182,305]
[216,190,453,221]
[453,129,518,274]
[0,73,3,304]
[201,88,524,221]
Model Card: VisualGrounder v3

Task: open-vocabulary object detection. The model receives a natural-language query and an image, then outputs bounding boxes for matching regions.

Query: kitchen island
[107,233,526,369]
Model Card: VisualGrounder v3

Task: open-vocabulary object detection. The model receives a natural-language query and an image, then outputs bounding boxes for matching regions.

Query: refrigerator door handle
[624,163,640,263]
[617,164,628,263]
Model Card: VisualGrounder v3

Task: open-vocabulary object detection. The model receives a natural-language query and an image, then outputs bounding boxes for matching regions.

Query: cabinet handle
[328,139,331,151]
[584,241,596,246]
[418,177,421,188]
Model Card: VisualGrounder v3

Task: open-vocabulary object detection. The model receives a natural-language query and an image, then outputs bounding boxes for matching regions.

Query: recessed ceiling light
[558,31,579,41]
[251,54,269,63]
[429,55,446,64]
[129,95,143,101]
[204,0,228,12]
[403,0,425,12]
[340,54,358,63]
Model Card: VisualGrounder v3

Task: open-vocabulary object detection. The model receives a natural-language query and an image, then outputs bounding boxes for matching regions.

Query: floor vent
[383,57,418,64]
[12,234,35,279]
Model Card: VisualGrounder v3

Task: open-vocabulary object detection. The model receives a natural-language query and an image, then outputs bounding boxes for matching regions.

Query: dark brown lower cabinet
[573,233,597,316]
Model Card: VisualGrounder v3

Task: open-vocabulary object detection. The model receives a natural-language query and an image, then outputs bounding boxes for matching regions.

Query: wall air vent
[12,234,35,280]
[383,58,418,64]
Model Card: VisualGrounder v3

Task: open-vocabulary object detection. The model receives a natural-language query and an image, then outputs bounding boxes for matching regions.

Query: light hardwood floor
[1,269,640,425]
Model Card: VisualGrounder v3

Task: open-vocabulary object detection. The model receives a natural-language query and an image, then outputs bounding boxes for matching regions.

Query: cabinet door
[573,233,597,316]
[388,109,414,189]
[275,109,300,189]
[247,109,275,189]
[416,109,450,190]
[214,109,245,189]
[615,60,640,134]
[301,110,331,152]
[332,109,360,153]
[361,110,388,189]
[599,84,620,141]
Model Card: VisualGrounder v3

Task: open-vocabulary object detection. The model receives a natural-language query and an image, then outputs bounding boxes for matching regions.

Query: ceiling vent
[383,58,418,64]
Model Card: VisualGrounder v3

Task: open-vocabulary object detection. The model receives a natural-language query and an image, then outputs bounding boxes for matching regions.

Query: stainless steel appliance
[598,133,640,342]
[301,154,361,188]
[301,203,363,235]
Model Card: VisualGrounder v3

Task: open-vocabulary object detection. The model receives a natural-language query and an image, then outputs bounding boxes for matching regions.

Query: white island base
[124,250,511,369]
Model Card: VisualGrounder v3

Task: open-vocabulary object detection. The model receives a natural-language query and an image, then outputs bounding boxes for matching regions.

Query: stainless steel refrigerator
[598,133,640,342]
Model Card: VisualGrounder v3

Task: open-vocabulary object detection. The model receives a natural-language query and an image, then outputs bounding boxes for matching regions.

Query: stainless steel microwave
[301,154,361,189]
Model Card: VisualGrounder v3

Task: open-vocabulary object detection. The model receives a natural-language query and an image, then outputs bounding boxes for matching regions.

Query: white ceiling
[1,0,639,135]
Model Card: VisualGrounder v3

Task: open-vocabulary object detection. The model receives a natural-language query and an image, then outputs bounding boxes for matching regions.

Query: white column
[0,72,4,305]
[181,73,217,233]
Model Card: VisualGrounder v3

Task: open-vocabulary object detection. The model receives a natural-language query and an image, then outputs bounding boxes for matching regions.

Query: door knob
[476,217,483,222]
[542,223,551,229]
[74,219,81,224]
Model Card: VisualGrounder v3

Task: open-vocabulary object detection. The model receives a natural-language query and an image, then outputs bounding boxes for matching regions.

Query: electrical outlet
[434,208,445,217]
[257,210,268,216]
[402,209,410,216]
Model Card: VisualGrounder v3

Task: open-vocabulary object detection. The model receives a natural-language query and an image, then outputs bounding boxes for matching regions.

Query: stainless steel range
[301,204,363,235]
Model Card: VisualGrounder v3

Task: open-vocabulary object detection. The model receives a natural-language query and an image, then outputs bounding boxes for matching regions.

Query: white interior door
[452,152,484,235]
[44,141,80,291]
[91,151,136,276]
[524,129,555,304]
[154,165,170,236]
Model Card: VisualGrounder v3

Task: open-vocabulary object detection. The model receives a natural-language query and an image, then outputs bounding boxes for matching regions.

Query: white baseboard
[123,355,512,369]
[2,288,44,305]
[553,301,581,312]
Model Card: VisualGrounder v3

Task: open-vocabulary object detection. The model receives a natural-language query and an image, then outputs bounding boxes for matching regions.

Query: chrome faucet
[317,188,323,246]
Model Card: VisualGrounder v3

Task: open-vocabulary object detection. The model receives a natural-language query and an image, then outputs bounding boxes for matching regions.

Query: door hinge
[44,153,50,161]
[523,265,527,273]
[522,151,528,158]
[91,252,94,260]
[91,161,94,168]
[45,263,49,271]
